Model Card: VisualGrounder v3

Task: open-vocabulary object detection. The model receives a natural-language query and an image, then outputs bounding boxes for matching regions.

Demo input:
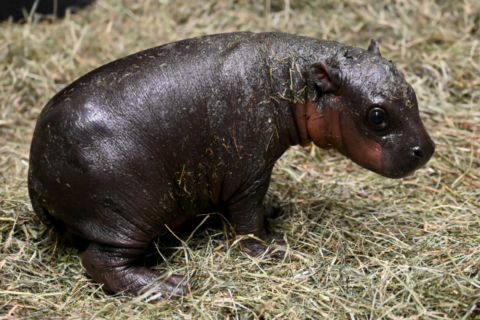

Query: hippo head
[306,39,434,178]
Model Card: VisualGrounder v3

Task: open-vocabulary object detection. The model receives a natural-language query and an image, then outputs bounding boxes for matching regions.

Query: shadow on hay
[0,0,96,22]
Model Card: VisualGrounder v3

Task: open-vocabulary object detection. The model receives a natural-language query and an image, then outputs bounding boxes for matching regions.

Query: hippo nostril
[413,147,423,159]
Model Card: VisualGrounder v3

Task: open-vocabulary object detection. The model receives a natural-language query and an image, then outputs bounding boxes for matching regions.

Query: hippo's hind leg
[82,242,188,299]
[227,171,287,257]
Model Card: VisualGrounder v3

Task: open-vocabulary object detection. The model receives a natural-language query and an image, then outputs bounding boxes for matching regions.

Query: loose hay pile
[1,0,479,319]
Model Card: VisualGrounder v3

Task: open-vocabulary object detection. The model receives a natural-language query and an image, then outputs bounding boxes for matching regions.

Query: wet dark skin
[28,32,434,299]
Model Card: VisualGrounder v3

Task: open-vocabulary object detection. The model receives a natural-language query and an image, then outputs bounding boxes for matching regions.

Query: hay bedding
[0,0,479,319]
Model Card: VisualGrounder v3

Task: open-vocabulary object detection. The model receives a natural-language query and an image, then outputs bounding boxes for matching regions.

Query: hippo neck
[257,33,346,148]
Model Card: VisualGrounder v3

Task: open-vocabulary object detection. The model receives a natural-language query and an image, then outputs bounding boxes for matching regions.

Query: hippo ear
[309,61,342,93]
[367,39,382,56]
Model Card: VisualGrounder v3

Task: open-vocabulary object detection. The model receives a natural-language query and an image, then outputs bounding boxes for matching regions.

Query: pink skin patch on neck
[297,98,384,175]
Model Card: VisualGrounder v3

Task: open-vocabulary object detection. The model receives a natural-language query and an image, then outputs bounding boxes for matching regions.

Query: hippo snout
[383,133,435,179]
[411,138,435,169]
[412,139,435,165]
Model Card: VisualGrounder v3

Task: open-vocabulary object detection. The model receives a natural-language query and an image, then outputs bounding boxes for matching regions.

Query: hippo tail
[28,172,65,233]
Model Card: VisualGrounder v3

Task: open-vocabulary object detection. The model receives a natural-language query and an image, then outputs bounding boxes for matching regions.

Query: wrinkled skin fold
[28,32,434,299]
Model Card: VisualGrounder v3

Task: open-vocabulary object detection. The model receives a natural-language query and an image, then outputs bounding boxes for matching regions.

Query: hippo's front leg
[226,173,287,257]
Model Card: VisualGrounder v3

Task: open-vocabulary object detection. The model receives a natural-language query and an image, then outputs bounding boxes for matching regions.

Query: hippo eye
[367,107,387,130]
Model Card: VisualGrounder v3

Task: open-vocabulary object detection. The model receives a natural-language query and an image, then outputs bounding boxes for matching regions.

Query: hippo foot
[137,273,189,300]
[263,205,284,220]
[242,233,287,258]
[82,242,189,300]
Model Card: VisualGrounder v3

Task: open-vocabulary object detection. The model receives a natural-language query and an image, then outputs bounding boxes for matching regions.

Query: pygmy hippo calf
[28,32,434,299]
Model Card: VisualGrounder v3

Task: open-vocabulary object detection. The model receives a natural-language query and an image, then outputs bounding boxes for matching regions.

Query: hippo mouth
[380,140,435,179]
[339,138,435,179]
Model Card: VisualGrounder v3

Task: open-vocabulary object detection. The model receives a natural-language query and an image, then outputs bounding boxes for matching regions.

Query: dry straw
[1,0,479,319]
